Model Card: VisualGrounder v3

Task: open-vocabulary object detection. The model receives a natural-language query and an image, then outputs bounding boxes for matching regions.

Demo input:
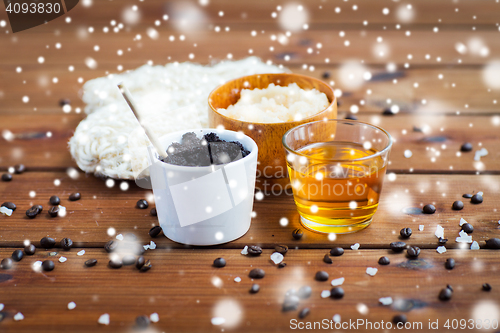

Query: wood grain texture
[0,172,499,249]
[0,248,499,332]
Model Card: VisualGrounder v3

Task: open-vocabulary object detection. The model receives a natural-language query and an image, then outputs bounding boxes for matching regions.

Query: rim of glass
[282,118,393,163]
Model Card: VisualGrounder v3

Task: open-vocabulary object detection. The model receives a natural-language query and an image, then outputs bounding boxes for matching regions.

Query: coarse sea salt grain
[14,312,24,321]
[419,225,424,231]
[77,250,85,256]
[143,245,150,250]
[456,230,472,243]
[436,246,447,254]
[0,303,4,311]
[234,277,241,283]
[366,267,378,276]
[0,206,13,216]
[459,218,467,226]
[116,234,124,240]
[351,243,360,250]
[333,314,341,323]
[150,313,159,323]
[149,241,156,249]
[270,252,284,264]
[211,317,225,326]
[321,290,331,298]
[435,225,444,239]
[98,313,110,325]
[379,297,393,305]
[67,302,76,310]
[471,241,480,250]
[59,256,67,263]
[331,277,345,286]
[241,245,248,255]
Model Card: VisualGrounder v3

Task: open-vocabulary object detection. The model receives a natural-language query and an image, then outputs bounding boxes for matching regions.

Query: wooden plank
[0,248,498,332]
[1,114,498,171]
[0,172,499,249]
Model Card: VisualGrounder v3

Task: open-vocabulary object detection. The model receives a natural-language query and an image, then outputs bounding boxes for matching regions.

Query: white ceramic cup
[148,128,258,246]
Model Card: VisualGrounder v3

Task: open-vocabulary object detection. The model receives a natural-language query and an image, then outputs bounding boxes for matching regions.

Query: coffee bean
[274,244,288,255]
[42,260,55,271]
[59,98,71,107]
[69,193,81,201]
[26,206,39,219]
[1,202,16,211]
[393,314,407,325]
[486,238,500,249]
[423,204,436,214]
[400,228,412,238]
[482,283,492,291]
[85,259,98,267]
[49,195,60,205]
[446,284,453,292]
[315,270,329,281]
[278,262,287,268]
[438,238,448,245]
[33,205,43,214]
[249,268,265,279]
[378,256,390,265]
[460,142,473,152]
[14,164,26,174]
[109,259,123,269]
[298,308,310,319]
[471,194,483,204]
[330,247,344,256]
[390,241,406,252]
[282,295,300,312]
[461,223,474,234]
[40,237,56,249]
[345,114,358,120]
[150,208,157,216]
[104,240,117,253]
[439,287,452,301]
[148,226,162,238]
[140,260,152,272]
[323,254,333,264]
[452,200,464,210]
[292,229,303,240]
[250,284,260,294]
[247,245,263,256]
[382,108,396,116]
[48,206,60,217]
[12,249,23,262]
[445,258,455,270]
[60,238,73,251]
[297,285,312,299]
[407,246,420,259]
[24,244,36,255]
[120,255,135,266]
[1,258,13,269]
[135,256,145,269]
[462,193,473,198]
[330,287,344,299]
[212,257,226,268]
[136,199,148,209]
[322,71,331,79]
[1,173,12,182]
[136,315,150,329]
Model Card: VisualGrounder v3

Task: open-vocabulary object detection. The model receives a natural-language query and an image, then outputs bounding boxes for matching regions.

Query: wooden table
[1,1,500,332]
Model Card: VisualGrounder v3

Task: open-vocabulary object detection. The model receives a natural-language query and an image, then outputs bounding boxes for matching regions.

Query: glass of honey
[282,119,392,234]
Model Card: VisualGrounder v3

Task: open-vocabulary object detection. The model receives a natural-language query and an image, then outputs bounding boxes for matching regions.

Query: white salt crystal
[115,234,124,240]
[14,312,24,321]
[435,225,444,239]
[143,245,150,250]
[331,277,345,286]
[459,218,467,226]
[321,290,331,298]
[436,246,447,254]
[98,313,110,325]
[333,314,341,323]
[0,206,13,216]
[67,302,76,310]
[474,149,488,161]
[0,303,4,311]
[241,246,248,255]
[351,243,360,250]
[33,261,43,271]
[456,230,472,243]
[366,267,378,276]
[59,256,67,263]
[471,241,480,250]
[77,250,85,256]
[477,191,483,196]
[211,317,225,325]
[150,313,159,323]
[270,252,284,264]
[58,205,67,217]
[149,241,156,249]
[379,297,393,305]
[234,277,241,283]
[419,225,424,231]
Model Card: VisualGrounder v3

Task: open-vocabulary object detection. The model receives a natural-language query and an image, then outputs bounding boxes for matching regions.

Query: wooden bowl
[208,73,337,191]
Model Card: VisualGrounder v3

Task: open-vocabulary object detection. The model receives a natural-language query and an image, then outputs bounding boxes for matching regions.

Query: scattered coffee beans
[59,98,71,107]
[486,238,500,249]
[345,114,358,120]
[136,199,148,209]
[40,237,56,249]
[14,164,26,174]
[390,241,406,252]
[315,270,329,281]
[460,142,473,152]
[148,226,162,238]
[282,295,300,311]
[323,254,333,264]
[1,258,13,269]
[136,315,150,329]
[407,246,420,259]
[393,314,407,325]
[297,286,312,299]
[378,256,390,265]
[60,238,73,251]
[462,193,473,198]
[48,206,60,217]
[274,244,288,255]
[247,245,263,256]
[49,196,60,205]
[69,193,81,201]
[298,308,310,319]
[400,228,412,238]
[249,268,265,279]
[445,258,455,270]
[471,194,483,204]
[104,240,117,253]
[136,256,145,269]
[42,260,55,271]
[292,229,303,240]
[322,71,331,79]
[140,260,152,272]
[250,284,260,294]
[150,208,157,216]
[213,258,226,268]
[330,247,344,256]
[423,204,436,214]
[452,201,464,210]
[11,249,23,262]
[330,287,344,299]
[85,259,98,267]
[24,244,36,255]
[382,108,396,116]
[1,173,12,182]
[26,206,39,219]
[278,262,287,268]
[438,287,452,301]
[461,223,474,234]
[1,202,16,211]
[33,205,43,213]
[438,238,448,245]
[482,283,492,291]
[109,259,123,269]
